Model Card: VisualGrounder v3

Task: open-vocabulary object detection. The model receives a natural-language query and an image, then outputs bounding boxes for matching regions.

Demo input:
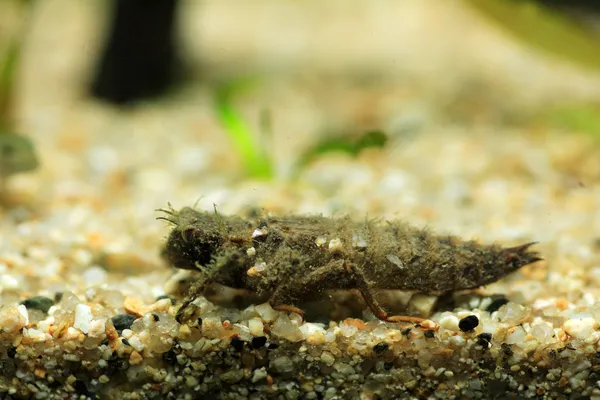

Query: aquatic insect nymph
[158,206,542,324]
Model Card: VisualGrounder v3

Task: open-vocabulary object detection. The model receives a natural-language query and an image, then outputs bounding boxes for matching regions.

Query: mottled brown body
[159,206,541,323]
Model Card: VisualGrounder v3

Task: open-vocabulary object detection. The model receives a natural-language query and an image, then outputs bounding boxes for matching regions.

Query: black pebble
[251,336,267,349]
[111,314,137,334]
[383,362,394,371]
[21,296,54,313]
[486,298,509,313]
[230,337,245,352]
[373,342,389,354]
[458,315,479,332]
[477,332,492,347]
[424,330,435,338]
[163,349,177,365]
[121,338,130,346]
[6,346,17,358]
[54,292,63,303]
[156,294,176,305]
[501,343,513,356]
[401,327,412,336]
[267,343,279,350]
[152,313,160,322]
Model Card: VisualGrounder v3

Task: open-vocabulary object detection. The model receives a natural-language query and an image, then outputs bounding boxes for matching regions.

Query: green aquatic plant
[214,79,389,180]
[293,129,387,175]
[214,79,274,180]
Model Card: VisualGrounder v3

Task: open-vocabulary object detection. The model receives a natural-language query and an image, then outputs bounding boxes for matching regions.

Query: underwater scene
[2,1,600,399]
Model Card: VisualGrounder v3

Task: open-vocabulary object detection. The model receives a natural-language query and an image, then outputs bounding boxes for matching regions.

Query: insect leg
[345,263,435,327]
[268,260,350,321]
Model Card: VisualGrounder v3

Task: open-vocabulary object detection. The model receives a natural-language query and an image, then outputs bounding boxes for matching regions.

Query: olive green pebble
[21,296,54,313]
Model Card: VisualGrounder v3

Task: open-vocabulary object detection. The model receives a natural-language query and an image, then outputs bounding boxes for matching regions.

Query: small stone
[496,302,530,325]
[486,298,509,313]
[563,317,598,339]
[477,333,492,347]
[320,351,335,366]
[74,304,93,334]
[351,234,367,249]
[82,266,108,284]
[373,342,389,354]
[21,296,54,313]
[248,318,264,336]
[439,315,459,331]
[409,294,437,316]
[221,369,245,384]
[87,319,106,338]
[6,346,17,358]
[246,247,256,257]
[230,337,245,352]
[247,262,268,277]
[271,314,303,342]
[128,335,145,352]
[424,330,435,338]
[505,326,526,345]
[111,314,137,334]
[251,336,267,349]
[255,303,279,322]
[458,315,479,332]
[252,367,268,383]
[333,362,355,375]
[252,227,268,239]
[328,238,343,253]
[315,236,327,247]
[270,356,294,374]
[129,351,143,365]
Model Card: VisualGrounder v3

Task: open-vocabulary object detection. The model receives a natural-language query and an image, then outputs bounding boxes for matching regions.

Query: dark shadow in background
[90,0,180,105]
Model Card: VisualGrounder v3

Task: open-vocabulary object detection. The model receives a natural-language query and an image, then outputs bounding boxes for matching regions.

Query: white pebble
[563,317,598,339]
[328,238,343,252]
[128,335,145,352]
[72,249,93,267]
[299,323,326,339]
[74,304,93,334]
[83,266,108,284]
[1,275,20,290]
[439,315,460,331]
[252,227,268,239]
[255,303,279,322]
[505,326,527,344]
[449,335,465,347]
[351,234,367,249]
[88,319,107,338]
[23,328,48,343]
[315,236,327,247]
[246,247,256,257]
[17,304,29,326]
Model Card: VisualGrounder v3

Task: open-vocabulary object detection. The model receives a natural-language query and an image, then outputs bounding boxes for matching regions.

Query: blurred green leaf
[294,130,388,174]
[214,79,273,180]
[0,132,39,178]
[546,104,600,137]
[467,0,600,72]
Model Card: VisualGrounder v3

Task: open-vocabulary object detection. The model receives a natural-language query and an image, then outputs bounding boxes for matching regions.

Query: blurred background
[2,0,600,218]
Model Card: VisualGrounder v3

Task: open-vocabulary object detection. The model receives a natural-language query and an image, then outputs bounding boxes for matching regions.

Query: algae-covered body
[160,207,541,322]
